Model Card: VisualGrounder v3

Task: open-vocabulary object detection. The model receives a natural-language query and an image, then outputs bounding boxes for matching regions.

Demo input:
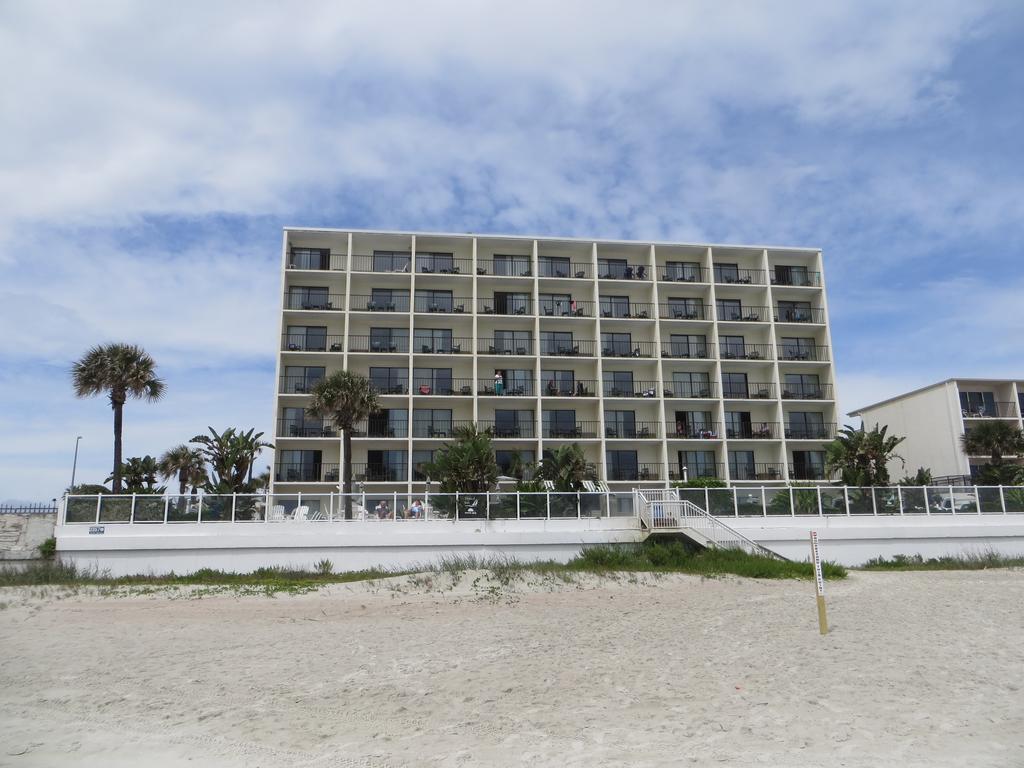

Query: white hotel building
[271,229,839,495]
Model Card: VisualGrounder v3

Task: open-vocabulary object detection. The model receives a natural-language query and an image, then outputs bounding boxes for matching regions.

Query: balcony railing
[785,423,837,440]
[716,305,770,322]
[778,345,830,362]
[478,380,535,397]
[667,422,721,439]
[603,381,660,398]
[600,340,657,358]
[540,300,594,317]
[412,379,475,396]
[414,338,472,354]
[415,256,473,275]
[719,343,774,361]
[659,267,709,283]
[477,422,537,439]
[288,250,344,271]
[662,382,717,398]
[277,419,337,438]
[598,263,651,280]
[275,463,340,483]
[538,261,593,279]
[279,375,323,394]
[715,268,765,285]
[605,421,661,439]
[350,253,411,273]
[659,304,713,321]
[598,302,655,319]
[774,306,826,324]
[731,462,785,481]
[369,380,409,395]
[348,335,409,353]
[789,464,829,480]
[352,463,406,482]
[352,294,411,312]
[543,421,600,439]
[781,384,834,400]
[724,383,776,399]
[413,296,471,314]
[283,293,345,311]
[771,270,821,287]
[669,463,723,481]
[661,342,711,359]
[543,379,598,397]
[411,420,476,438]
[608,462,661,481]
[541,339,597,356]
[476,259,534,277]
[478,298,532,315]
[726,422,779,439]
[962,402,1017,418]
[478,339,535,355]
[350,421,410,438]
[282,334,344,352]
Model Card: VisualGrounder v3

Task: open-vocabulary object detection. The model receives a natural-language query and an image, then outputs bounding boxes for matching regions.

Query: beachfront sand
[0,569,1022,767]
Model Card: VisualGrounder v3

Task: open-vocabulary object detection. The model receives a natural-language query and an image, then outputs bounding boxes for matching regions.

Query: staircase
[635,488,787,560]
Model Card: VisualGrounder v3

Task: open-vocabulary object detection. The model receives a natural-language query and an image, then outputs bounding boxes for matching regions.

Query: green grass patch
[860,552,1024,571]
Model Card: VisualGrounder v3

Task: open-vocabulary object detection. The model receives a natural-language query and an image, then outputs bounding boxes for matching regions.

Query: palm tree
[535,444,596,491]
[158,445,208,496]
[307,372,379,518]
[962,421,1024,484]
[71,343,165,493]
[189,427,273,493]
[826,424,905,486]
[424,424,500,495]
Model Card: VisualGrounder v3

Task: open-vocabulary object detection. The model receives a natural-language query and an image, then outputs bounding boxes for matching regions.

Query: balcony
[476,259,534,277]
[789,464,829,480]
[540,300,594,317]
[662,382,717,398]
[543,379,598,397]
[600,341,657,358]
[716,305,769,322]
[282,334,344,352]
[724,383,775,399]
[785,423,837,440]
[659,267,709,283]
[413,296,470,314]
[608,462,661,481]
[541,340,597,356]
[603,381,659,398]
[771,270,821,287]
[599,302,655,320]
[731,462,784,481]
[598,263,651,280]
[415,255,472,275]
[719,343,773,361]
[478,339,534,356]
[659,304,713,321]
[667,422,721,439]
[781,384,833,400]
[726,422,779,440]
[542,421,600,439]
[283,292,344,311]
[477,422,537,439]
[288,248,344,271]
[605,421,661,439]
[538,261,593,279]
[350,422,410,438]
[478,298,532,315]
[352,294,411,313]
[661,342,711,359]
[774,306,826,324]
[961,401,1017,418]
[352,463,406,482]
[478,380,536,397]
[369,380,409,396]
[414,338,472,355]
[279,375,322,394]
[277,419,337,438]
[275,463,339,483]
[669,463,723,481]
[778,345,829,362]
[715,268,765,285]
[411,420,476,438]
[350,253,411,273]
[413,379,475,396]
[348,336,409,353]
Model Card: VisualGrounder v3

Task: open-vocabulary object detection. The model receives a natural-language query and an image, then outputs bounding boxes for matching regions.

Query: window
[725,411,753,438]
[960,391,997,417]
[676,450,717,478]
[599,258,629,279]
[543,409,577,437]
[491,329,532,354]
[494,368,533,395]
[539,293,573,315]
[605,410,637,438]
[780,337,816,360]
[671,371,711,398]
[728,450,756,480]
[281,407,321,437]
[602,370,635,396]
[542,369,577,395]
[412,368,454,395]
[777,300,813,322]
[492,291,530,315]
[290,248,329,270]
[495,409,533,438]
[285,325,327,352]
[606,450,639,480]
[412,409,453,438]
[283,365,325,393]
[664,261,702,281]
[368,288,409,312]
[668,333,706,358]
[541,331,575,355]
[493,254,531,276]
[286,286,331,310]
[538,256,571,277]
[788,412,825,439]
[667,297,703,319]
[672,411,713,438]
[414,328,455,353]
[368,409,408,438]
[601,332,633,357]
[719,335,746,359]
[415,289,455,313]
[600,295,631,318]
[716,299,743,321]
[369,367,408,394]
[773,265,810,286]
[784,373,821,398]
[722,372,749,398]
[372,250,411,272]
[278,449,323,482]
[792,450,826,479]
[417,251,454,273]
[365,450,408,482]
[369,327,408,352]
[714,263,739,283]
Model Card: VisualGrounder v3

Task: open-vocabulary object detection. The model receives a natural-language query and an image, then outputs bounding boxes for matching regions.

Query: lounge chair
[269,505,287,522]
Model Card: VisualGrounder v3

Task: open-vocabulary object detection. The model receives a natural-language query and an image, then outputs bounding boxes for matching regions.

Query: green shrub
[672,477,727,488]
[37,537,56,560]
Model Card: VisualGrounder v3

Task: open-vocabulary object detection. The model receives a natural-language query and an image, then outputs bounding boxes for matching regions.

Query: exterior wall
[0,513,56,560]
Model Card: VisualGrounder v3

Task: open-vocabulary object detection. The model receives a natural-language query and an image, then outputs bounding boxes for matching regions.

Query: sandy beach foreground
[0,569,1022,767]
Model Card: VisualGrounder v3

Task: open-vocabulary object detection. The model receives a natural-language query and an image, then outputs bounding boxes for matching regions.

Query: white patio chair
[269,505,286,522]
[292,505,309,521]
[308,508,325,521]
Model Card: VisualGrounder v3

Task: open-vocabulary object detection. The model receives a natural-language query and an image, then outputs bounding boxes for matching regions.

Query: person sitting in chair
[375,500,391,519]
[406,499,424,519]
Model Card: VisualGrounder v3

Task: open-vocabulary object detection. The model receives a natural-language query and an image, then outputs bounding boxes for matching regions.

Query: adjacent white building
[851,378,1024,482]
[271,228,839,498]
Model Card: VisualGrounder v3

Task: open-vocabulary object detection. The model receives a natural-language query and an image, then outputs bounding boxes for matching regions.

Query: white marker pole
[810,530,828,635]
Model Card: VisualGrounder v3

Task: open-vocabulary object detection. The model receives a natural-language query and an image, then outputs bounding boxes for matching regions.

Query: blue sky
[1,1,1022,501]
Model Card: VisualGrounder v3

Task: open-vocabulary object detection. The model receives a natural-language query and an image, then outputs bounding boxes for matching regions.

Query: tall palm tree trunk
[343,429,353,519]
[111,397,124,493]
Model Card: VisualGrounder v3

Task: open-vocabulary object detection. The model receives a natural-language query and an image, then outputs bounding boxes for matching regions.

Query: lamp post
[70,435,83,491]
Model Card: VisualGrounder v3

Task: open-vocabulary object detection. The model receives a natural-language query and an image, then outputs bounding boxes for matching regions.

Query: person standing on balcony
[494,372,504,395]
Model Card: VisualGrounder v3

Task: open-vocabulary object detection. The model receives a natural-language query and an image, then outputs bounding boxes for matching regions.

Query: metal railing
[414,338,472,354]
[774,306,826,324]
[369,380,409,395]
[771,270,821,287]
[788,465,829,480]
[478,380,535,397]
[726,422,779,439]
[350,253,411,273]
[962,402,1017,418]
[716,305,770,322]
[288,250,345,271]
[542,421,601,438]
[538,261,593,279]
[785,423,837,440]
[731,463,785,481]
[719,343,773,361]
[476,259,534,277]
[283,293,344,311]
[275,463,340,483]
[598,302,655,319]
[279,375,323,394]
[603,381,660,398]
[600,341,658,358]
[352,294,411,312]
[351,422,411,438]
[347,335,409,353]
[352,463,407,482]
[478,298,532,315]
[541,339,597,356]
[410,420,476,438]
[661,342,711,359]
[477,422,538,439]
[478,339,535,355]
[605,421,661,439]
[715,268,765,285]
[724,383,776,399]
[663,382,717,398]
[277,419,338,438]
[608,462,662,481]
[282,334,345,352]
[666,422,721,439]
[598,263,651,280]
[541,380,598,397]
[778,345,829,362]
[539,300,594,317]
[413,296,471,314]
[412,379,475,396]
[781,384,833,400]
[659,267,709,283]
[659,304,713,321]
[415,256,473,275]
[668,464,724,481]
